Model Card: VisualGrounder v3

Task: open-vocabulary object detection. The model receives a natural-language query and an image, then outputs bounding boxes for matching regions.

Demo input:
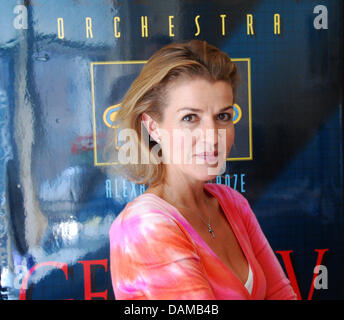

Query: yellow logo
[91,59,252,165]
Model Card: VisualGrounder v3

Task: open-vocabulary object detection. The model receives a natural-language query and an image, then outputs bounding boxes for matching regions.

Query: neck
[158,168,213,211]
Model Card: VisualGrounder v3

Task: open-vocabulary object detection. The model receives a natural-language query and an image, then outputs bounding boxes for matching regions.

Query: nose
[199,117,218,150]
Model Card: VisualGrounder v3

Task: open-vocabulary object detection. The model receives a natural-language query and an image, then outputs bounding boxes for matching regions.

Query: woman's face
[145,77,235,182]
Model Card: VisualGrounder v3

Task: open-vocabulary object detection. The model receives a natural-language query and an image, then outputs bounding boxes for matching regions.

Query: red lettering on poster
[18,250,329,300]
[19,261,68,300]
[78,259,108,300]
[275,250,301,299]
[276,249,329,300]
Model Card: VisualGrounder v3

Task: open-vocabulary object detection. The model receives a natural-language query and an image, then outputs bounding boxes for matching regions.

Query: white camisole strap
[244,263,253,294]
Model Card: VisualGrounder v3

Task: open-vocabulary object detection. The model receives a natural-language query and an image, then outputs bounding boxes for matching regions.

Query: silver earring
[156,137,161,143]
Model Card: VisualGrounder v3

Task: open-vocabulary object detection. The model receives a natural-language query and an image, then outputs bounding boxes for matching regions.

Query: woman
[105,40,297,300]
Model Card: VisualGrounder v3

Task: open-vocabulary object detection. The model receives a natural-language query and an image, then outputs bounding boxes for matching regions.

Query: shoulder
[109,194,199,261]
[109,193,185,245]
[113,193,178,223]
[206,183,254,222]
[205,183,250,207]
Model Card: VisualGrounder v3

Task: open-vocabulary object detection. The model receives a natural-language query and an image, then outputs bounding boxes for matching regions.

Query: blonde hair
[102,40,240,187]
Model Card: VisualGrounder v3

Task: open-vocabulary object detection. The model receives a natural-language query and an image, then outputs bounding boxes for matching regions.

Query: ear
[141,113,160,143]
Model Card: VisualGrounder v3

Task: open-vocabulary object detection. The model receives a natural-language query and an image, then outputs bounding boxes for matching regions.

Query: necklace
[196,211,216,239]
[175,205,215,239]
[162,186,216,239]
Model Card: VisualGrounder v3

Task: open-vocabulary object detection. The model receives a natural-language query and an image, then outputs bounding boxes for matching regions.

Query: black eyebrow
[177,106,233,113]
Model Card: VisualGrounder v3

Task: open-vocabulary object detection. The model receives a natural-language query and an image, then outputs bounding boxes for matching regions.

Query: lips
[195,150,219,163]
[203,151,218,156]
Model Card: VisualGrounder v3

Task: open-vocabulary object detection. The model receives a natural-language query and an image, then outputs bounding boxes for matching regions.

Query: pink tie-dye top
[109,183,297,300]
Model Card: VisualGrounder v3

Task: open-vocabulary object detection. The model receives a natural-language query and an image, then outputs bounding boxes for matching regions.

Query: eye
[217,112,232,121]
[182,114,198,122]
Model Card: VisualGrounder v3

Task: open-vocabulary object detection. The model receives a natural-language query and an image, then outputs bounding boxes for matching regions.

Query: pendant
[208,224,215,239]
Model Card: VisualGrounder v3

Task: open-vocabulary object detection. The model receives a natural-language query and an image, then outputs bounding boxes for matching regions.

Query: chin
[187,164,224,182]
